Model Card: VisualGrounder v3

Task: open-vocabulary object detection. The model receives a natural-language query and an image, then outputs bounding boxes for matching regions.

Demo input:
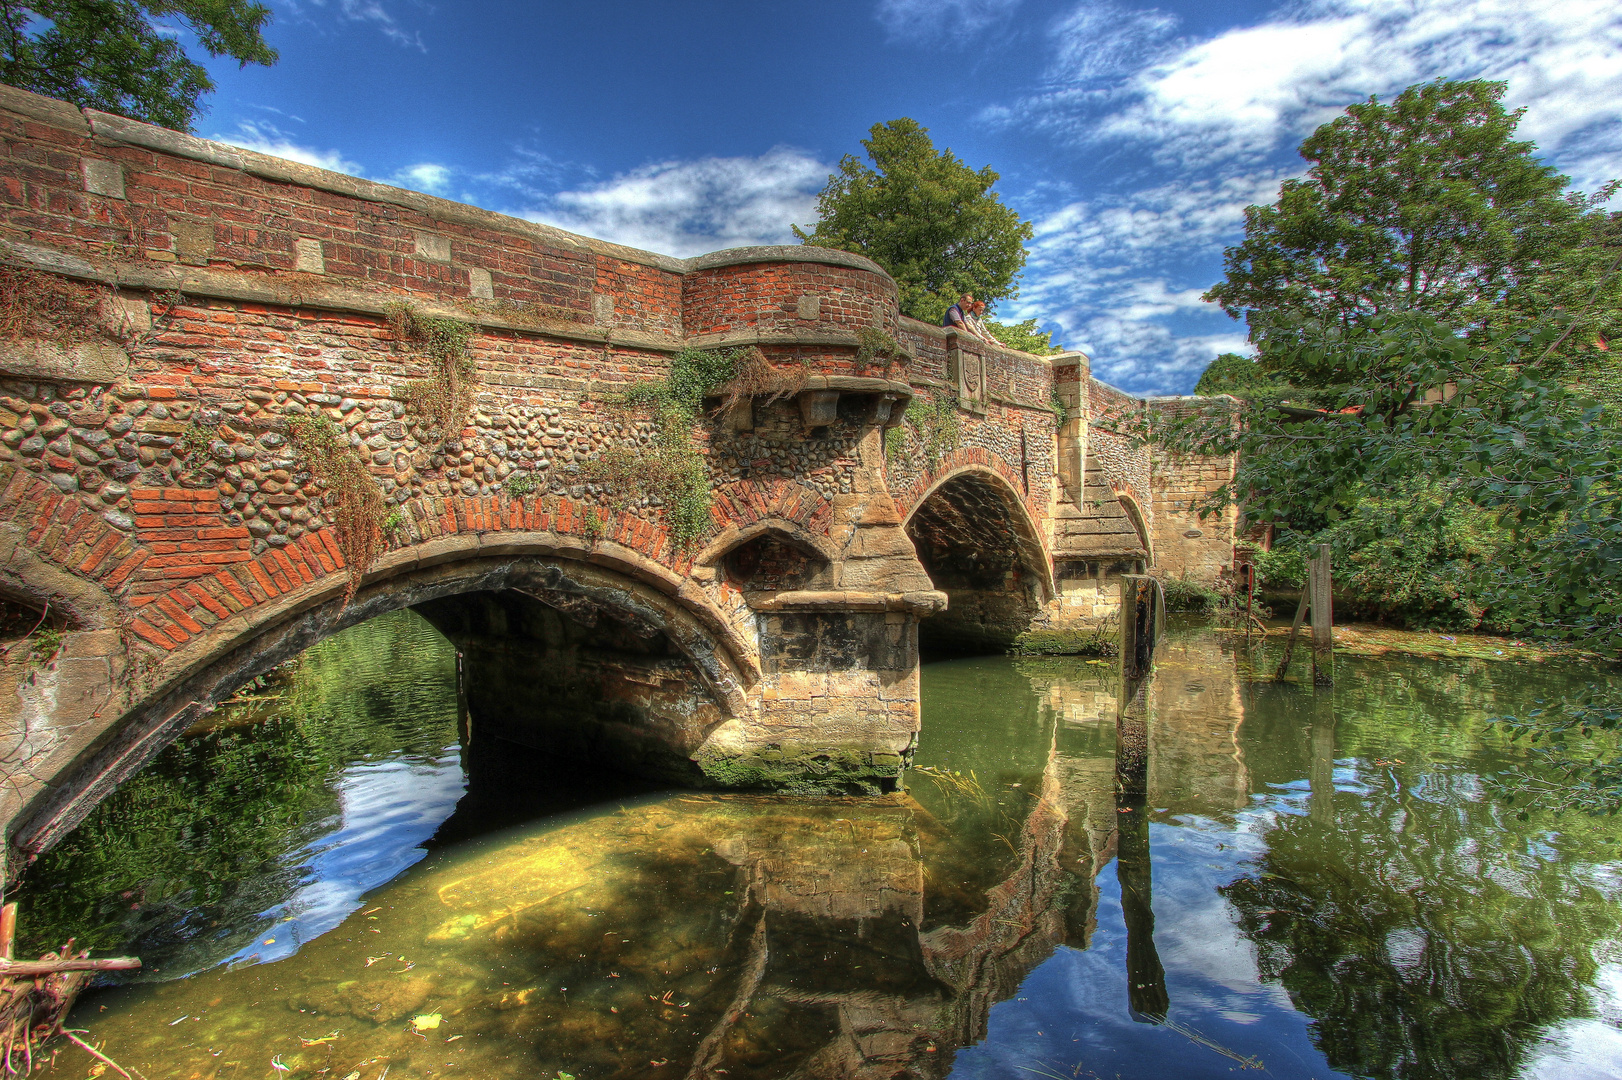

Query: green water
[11,614,1622,1079]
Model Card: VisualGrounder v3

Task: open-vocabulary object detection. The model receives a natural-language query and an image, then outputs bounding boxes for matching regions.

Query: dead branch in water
[0,904,143,1077]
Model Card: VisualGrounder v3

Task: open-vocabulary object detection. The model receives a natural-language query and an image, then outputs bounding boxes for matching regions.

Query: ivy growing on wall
[885,390,961,470]
[1049,386,1069,431]
[581,346,803,547]
[855,326,902,373]
[288,413,386,599]
[387,302,477,443]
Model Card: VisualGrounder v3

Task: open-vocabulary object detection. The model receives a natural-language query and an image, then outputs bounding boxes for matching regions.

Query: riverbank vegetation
[1173,77,1622,802]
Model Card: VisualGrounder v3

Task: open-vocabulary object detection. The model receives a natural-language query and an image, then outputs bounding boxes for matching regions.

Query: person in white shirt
[968,299,998,346]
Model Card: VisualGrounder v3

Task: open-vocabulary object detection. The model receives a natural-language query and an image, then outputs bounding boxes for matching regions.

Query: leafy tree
[794,118,1032,324]
[1193,351,1281,397]
[1138,313,1622,648]
[1205,79,1621,378]
[982,316,1062,355]
[0,1,277,132]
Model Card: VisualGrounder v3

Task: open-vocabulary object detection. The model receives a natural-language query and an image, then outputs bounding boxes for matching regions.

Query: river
[12,611,1622,1079]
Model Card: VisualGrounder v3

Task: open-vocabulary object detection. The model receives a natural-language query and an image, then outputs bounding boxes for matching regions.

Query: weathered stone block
[295,237,326,274]
[81,158,124,198]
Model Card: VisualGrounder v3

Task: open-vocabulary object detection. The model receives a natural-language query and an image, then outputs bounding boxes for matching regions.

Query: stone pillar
[1048,352,1090,505]
[698,417,943,795]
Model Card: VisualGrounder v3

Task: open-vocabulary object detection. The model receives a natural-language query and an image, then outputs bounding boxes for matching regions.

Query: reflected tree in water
[14,610,459,963]
[1222,752,1622,1080]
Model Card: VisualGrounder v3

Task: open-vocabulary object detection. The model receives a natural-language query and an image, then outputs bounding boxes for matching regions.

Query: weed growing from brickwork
[287,413,386,600]
[0,266,106,347]
[503,471,542,498]
[886,390,961,470]
[718,347,807,414]
[387,302,478,445]
[583,346,773,547]
[1049,386,1068,432]
[854,326,902,373]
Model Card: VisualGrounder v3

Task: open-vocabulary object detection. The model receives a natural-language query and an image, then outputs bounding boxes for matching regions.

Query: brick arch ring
[7,535,757,869]
[900,461,1057,603]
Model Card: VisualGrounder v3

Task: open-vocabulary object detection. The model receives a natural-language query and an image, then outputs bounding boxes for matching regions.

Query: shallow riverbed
[13,611,1622,1079]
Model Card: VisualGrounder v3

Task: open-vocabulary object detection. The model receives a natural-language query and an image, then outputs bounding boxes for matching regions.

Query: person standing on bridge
[942,294,974,335]
[968,299,998,346]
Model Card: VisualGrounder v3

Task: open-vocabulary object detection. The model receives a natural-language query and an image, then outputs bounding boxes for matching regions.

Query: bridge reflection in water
[33,626,1263,1080]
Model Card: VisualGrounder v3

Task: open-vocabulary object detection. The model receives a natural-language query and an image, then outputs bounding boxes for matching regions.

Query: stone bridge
[0,83,1235,882]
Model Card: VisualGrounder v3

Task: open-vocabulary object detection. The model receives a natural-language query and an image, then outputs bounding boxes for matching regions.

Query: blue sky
[178,0,1622,394]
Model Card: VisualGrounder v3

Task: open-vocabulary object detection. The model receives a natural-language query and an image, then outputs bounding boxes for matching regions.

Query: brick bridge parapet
[0,83,1235,883]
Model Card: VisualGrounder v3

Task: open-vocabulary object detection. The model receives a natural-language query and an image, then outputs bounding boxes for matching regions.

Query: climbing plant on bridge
[287,412,386,600]
[885,390,960,470]
[387,302,478,446]
[585,346,801,547]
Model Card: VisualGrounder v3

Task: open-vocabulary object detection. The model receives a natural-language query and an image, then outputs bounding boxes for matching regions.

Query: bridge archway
[8,539,756,870]
[904,465,1054,655]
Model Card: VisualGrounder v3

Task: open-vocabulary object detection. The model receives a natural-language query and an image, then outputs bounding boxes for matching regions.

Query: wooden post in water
[1119,575,1159,682]
[1114,576,1167,1022]
[1309,544,1333,687]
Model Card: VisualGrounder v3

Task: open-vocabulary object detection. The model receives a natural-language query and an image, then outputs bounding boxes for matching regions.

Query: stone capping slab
[0,81,90,133]
[801,375,915,395]
[79,107,687,273]
[69,100,900,284]
[685,327,917,359]
[0,238,686,354]
[686,245,895,287]
[749,589,948,615]
[898,315,1094,368]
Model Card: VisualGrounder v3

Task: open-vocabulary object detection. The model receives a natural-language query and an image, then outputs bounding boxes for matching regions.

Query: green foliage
[13,609,459,963]
[1010,625,1116,656]
[583,346,747,547]
[982,317,1062,355]
[28,622,63,665]
[1158,575,1231,613]
[887,390,961,470]
[1194,352,1282,397]
[1048,386,1068,432]
[388,302,478,443]
[1142,313,1622,647]
[1239,540,1306,592]
[503,470,542,498]
[1206,79,1620,374]
[178,419,216,459]
[287,412,385,598]
[793,118,1032,324]
[0,1,277,132]
[1304,484,1515,629]
[854,325,901,371]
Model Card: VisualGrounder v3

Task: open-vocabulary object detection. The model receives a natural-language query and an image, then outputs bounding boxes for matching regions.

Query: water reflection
[11,616,1622,1079]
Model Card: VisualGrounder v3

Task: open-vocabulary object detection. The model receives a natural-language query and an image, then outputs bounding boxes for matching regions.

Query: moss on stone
[695,742,906,796]
[1011,624,1118,657]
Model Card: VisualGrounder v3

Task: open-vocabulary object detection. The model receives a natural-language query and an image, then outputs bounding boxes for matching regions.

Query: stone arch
[696,519,838,595]
[6,535,755,870]
[1115,492,1153,565]
[903,464,1055,655]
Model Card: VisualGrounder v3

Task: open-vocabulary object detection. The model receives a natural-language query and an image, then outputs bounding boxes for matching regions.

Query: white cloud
[392,162,453,195]
[875,0,1021,41]
[277,0,425,50]
[1001,174,1282,390]
[517,148,830,258]
[990,0,1622,392]
[1026,0,1622,184]
[212,121,364,175]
